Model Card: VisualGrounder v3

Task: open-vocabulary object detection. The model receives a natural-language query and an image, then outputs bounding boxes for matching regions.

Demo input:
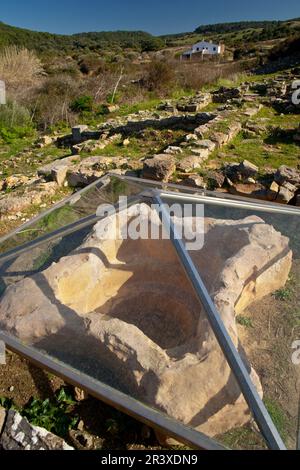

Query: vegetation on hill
[0,21,164,53]
[163,18,300,50]
[268,35,300,61]
[194,20,282,34]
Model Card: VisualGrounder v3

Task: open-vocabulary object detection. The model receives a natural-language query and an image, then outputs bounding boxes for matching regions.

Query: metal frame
[111,174,300,216]
[0,332,227,450]
[153,193,286,450]
[0,174,298,450]
[0,193,144,264]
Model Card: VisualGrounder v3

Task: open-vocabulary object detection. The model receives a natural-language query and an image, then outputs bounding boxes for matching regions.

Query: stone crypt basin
[0,203,292,438]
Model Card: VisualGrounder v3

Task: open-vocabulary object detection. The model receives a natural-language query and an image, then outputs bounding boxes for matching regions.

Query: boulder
[142,155,175,182]
[0,206,292,439]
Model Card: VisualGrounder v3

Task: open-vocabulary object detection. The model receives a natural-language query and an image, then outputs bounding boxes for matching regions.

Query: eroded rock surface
[0,408,73,450]
[0,205,292,438]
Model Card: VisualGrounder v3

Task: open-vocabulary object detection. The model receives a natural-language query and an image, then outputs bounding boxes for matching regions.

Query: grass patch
[236,315,253,328]
[218,425,266,449]
[264,398,287,441]
[273,287,293,301]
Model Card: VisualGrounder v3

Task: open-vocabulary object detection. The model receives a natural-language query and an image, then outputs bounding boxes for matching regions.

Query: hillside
[162,17,300,49]
[0,18,300,57]
[0,21,164,53]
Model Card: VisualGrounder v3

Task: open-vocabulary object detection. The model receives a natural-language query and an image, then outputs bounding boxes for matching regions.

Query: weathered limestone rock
[193,139,216,153]
[67,156,128,188]
[0,408,73,450]
[2,175,29,190]
[184,133,198,142]
[210,131,229,148]
[0,206,292,439]
[35,135,54,148]
[207,171,225,189]
[275,165,300,187]
[38,156,81,185]
[71,139,107,155]
[177,156,204,173]
[158,102,177,113]
[164,146,183,155]
[236,160,259,179]
[224,160,258,183]
[243,106,262,117]
[244,122,267,136]
[190,147,210,159]
[0,182,58,218]
[212,87,241,103]
[228,182,275,201]
[181,175,207,188]
[142,155,175,182]
[103,104,120,113]
[227,122,242,140]
[276,182,297,204]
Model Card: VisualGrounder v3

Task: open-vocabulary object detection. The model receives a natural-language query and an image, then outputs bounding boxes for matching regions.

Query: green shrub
[22,387,78,438]
[0,101,32,128]
[0,101,35,142]
[70,95,93,113]
[144,60,175,93]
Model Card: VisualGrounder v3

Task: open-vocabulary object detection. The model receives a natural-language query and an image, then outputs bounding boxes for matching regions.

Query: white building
[181,40,224,60]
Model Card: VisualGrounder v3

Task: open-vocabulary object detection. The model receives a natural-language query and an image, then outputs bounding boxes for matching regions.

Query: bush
[0,101,34,141]
[78,54,106,75]
[33,75,79,129]
[70,95,94,112]
[144,60,175,93]
[0,46,43,90]
[0,100,32,127]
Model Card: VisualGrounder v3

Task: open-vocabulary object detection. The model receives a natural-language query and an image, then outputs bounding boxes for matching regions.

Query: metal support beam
[153,192,286,450]
[0,333,227,451]
[0,194,143,264]
[159,190,300,216]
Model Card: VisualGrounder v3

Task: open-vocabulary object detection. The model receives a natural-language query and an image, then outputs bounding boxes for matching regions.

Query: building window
[213,47,216,51]
[197,47,200,51]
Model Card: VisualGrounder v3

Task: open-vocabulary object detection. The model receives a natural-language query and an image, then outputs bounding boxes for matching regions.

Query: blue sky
[0,0,299,35]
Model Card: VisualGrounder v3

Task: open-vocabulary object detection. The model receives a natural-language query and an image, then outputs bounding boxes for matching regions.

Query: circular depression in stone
[99,291,198,350]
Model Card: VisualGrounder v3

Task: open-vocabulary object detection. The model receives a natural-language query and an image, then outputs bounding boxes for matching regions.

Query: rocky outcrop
[142,155,176,182]
[0,182,58,218]
[0,206,292,438]
[212,87,241,103]
[0,408,73,450]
